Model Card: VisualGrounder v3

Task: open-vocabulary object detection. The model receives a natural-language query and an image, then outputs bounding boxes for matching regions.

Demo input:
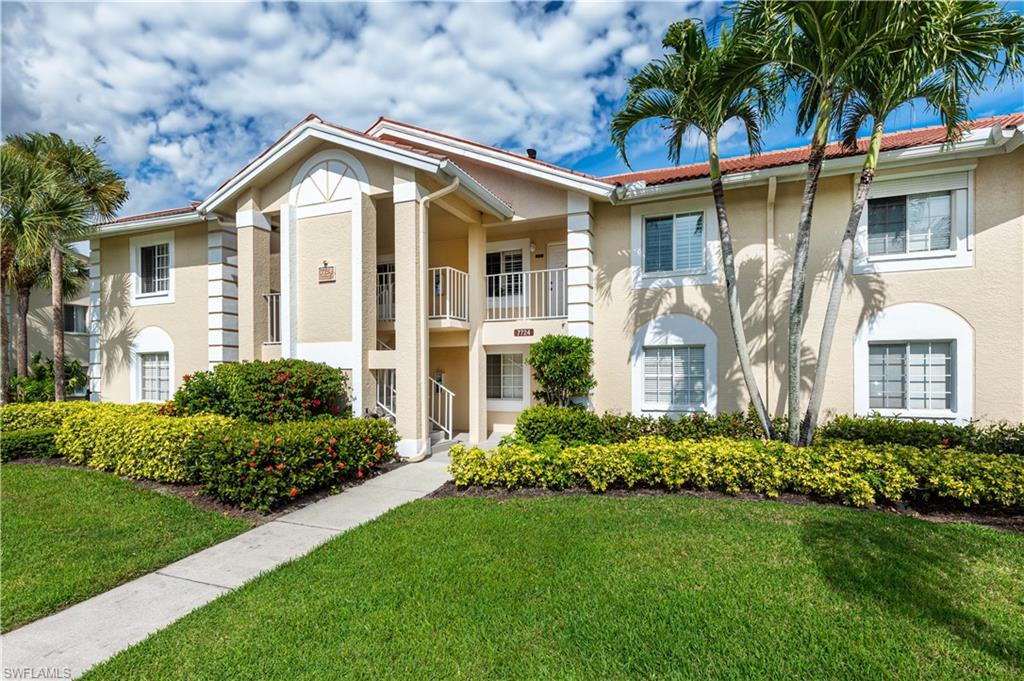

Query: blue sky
[3,1,1022,213]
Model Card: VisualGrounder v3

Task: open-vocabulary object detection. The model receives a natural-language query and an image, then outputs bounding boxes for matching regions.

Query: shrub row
[189,418,399,512]
[172,359,350,423]
[1,428,58,462]
[1,401,100,432]
[515,405,779,446]
[55,404,233,482]
[818,415,1024,455]
[449,436,1024,509]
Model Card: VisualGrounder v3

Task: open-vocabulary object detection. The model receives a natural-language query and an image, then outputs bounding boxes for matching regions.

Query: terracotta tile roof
[95,202,199,227]
[602,113,1024,187]
[368,117,605,182]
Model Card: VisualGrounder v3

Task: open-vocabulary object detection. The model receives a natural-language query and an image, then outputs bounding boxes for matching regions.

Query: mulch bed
[428,481,1024,534]
[4,457,406,525]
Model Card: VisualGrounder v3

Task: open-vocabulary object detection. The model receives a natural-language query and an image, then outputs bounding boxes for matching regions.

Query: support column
[467,220,487,444]
[359,194,377,415]
[279,203,297,358]
[209,217,240,367]
[566,192,595,339]
[87,239,102,401]
[393,168,428,457]
[234,194,269,362]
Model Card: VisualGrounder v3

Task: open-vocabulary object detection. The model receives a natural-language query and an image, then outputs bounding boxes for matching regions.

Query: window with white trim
[139,352,170,402]
[486,249,524,298]
[643,212,705,275]
[869,341,953,411]
[63,304,88,334]
[486,353,524,400]
[868,191,952,256]
[643,345,706,410]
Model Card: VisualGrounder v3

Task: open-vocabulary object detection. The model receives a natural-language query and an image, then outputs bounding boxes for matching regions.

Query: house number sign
[514,328,534,337]
[318,261,336,283]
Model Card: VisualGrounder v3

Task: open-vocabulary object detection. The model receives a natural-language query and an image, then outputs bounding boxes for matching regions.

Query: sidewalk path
[1,456,451,679]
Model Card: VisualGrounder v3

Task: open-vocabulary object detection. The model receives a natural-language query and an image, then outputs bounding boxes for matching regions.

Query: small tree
[526,335,597,407]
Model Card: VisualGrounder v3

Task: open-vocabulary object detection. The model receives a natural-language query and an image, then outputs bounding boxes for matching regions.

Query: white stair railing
[428,375,454,441]
[373,369,397,421]
[428,266,468,321]
[377,271,396,321]
[485,267,567,321]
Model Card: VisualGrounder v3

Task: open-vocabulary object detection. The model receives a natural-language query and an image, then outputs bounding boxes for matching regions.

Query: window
[868,191,952,256]
[644,212,704,274]
[63,304,88,334]
[139,243,170,294]
[486,249,524,298]
[643,346,705,410]
[869,341,953,411]
[486,353,524,401]
[139,352,170,402]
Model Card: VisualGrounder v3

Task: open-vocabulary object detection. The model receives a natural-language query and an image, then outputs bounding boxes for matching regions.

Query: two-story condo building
[84,113,1024,457]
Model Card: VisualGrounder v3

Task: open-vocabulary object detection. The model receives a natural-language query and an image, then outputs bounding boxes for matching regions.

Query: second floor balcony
[375,266,568,324]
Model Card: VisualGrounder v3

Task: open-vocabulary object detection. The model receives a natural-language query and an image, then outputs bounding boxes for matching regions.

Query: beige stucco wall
[98,221,211,402]
[21,285,91,367]
[295,212,353,344]
[591,148,1024,424]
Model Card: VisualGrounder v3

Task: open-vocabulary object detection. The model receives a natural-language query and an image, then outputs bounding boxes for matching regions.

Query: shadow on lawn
[800,516,1022,670]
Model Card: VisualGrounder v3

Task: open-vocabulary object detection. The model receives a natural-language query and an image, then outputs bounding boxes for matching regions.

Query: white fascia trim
[439,160,514,218]
[615,124,1018,204]
[200,122,443,214]
[95,212,205,237]
[367,122,616,199]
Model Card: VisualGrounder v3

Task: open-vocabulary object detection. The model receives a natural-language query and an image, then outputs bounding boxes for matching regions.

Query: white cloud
[1,1,718,213]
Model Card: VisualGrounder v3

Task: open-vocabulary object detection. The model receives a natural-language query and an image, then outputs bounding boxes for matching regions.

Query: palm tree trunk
[0,289,9,404]
[51,246,66,401]
[800,122,884,445]
[15,285,31,378]
[708,136,776,439]
[786,102,831,445]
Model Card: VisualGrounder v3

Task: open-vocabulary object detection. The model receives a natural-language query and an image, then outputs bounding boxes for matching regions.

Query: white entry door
[546,243,567,317]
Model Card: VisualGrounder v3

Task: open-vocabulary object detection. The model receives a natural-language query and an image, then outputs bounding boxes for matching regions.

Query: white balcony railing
[486,267,567,321]
[264,293,281,343]
[377,271,396,321]
[429,266,468,321]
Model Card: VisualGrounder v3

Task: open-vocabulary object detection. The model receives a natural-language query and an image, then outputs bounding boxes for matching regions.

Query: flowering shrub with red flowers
[189,417,398,511]
[173,359,349,423]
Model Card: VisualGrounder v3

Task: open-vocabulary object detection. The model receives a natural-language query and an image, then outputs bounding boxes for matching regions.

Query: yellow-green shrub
[448,437,1024,509]
[55,405,231,482]
[1,401,98,432]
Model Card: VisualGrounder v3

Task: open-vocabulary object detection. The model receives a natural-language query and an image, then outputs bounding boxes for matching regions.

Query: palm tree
[736,0,920,444]
[611,18,783,438]
[798,1,1024,444]
[6,134,127,400]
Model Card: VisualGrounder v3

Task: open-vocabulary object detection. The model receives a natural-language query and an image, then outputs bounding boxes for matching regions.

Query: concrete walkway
[1,456,452,679]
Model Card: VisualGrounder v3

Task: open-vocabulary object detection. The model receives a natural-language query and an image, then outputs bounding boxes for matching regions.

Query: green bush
[818,415,1024,455]
[6,352,88,403]
[174,359,349,423]
[449,437,1024,509]
[1,401,98,432]
[1,428,58,461]
[189,417,399,512]
[514,405,778,446]
[526,335,596,406]
[55,404,231,482]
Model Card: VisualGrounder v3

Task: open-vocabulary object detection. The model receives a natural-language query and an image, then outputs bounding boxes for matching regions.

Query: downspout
[405,175,460,463]
[765,176,777,411]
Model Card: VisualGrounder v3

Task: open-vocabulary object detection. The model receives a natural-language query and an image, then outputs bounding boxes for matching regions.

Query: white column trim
[208,221,239,366]
[349,194,364,416]
[280,203,297,358]
[566,192,594,339]
[87,239,102,400]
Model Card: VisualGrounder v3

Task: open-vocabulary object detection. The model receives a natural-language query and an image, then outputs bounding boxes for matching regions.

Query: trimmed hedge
[0,402,99,432]
[189,418,399,512]
[515,405,777,446]
[818,415,1024,455]
[449,437,1024,509]
[1,428,58,462]
[55,404,232,483]
[173,359,350,423]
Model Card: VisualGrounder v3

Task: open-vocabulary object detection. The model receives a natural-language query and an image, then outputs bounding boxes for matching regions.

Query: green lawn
[84,494,1023,680]
[0,464,250,632]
